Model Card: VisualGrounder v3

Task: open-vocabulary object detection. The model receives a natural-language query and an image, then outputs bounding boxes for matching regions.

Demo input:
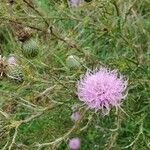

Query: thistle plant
[0,0,149,150]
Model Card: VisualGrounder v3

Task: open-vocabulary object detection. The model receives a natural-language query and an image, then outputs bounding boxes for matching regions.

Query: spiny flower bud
[7,65,23,82]
[71,111,81,121]
[66,55,80,69]
[22,39,39,59]
[7,55,17,66]
[69,0,84,7]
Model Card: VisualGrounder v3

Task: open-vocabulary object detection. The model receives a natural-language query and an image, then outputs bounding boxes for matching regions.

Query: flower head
[69,138,80,150]
[71,111,81,122]
[69,0,83,7]
[77,67,128,114]
[7,55,17,66]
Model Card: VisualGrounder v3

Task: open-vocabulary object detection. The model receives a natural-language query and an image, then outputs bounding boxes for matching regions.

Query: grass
[0,0,150,149]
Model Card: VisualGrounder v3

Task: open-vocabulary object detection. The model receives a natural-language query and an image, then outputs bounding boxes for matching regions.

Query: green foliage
[0,0,150,149]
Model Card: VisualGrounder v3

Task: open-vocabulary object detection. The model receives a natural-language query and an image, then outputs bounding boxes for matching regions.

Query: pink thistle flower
[7,55,17,66]
[77,67,128,114]
[69,0,84,7]
[69,138,80,150]
[71,111,81,121]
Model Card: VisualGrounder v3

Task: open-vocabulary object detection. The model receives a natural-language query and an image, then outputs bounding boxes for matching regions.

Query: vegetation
[0,0,150,149]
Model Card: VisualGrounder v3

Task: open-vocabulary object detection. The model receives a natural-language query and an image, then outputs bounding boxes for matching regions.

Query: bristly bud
[6,65,23,82]
[22,38,39,59]
[7,55,17,66]
[71,111,81,121]
[66,55,80,69]
[69,0,84,7]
